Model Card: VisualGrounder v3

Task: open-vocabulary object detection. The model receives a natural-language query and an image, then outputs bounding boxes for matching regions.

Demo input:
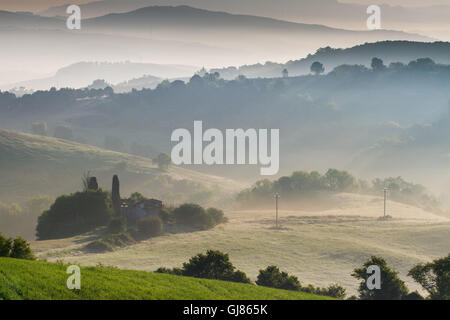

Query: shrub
[9,237,34,260]
[352,256,409,300]
[137,216,163,238]
[173,203,215,230]
[256,265,301,291]
[158,250,251,284]
[206,207,226,224]
[182,250,251,283]
[0,233,12,257]
[155,267,183,276]
[36,190,112,240]
[108,216,126,234]
[303,283,347,299]
[320,283,347,299]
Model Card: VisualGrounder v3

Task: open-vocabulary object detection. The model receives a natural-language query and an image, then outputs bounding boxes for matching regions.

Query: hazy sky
[1,0,450,12]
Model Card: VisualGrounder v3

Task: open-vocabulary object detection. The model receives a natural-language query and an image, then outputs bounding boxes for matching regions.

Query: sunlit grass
[0,257,331,300]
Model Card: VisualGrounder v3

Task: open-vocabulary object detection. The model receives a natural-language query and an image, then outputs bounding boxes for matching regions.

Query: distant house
[121,199,163,223]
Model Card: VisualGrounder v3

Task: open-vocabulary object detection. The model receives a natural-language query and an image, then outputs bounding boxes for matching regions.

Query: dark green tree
[352,256,409,300]
[408,254,450,300]
[0,233,12,257]
[88,177,99,191]
[256,265,301,291]
[36,190,112,240]
[310,61,325,75]
[182,250,251,284]
[371,57,386,71]
[10,237,35,260]
[173,203,214,230]
[112,175,121,216]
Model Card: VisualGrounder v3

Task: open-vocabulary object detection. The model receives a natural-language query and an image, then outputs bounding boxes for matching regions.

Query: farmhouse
[121,199,163,223]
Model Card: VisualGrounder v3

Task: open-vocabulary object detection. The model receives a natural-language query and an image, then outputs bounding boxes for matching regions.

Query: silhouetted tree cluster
[36,190,112,240]
[172,203,226,230]
[0,233,34,260]
[237,169,359,204]
[156,250,251,284]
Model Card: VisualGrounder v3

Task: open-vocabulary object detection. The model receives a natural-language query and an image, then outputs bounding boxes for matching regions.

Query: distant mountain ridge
[211,41,450,79]
[39,0,450,40]
[0,62,197,91]
[0,6,433,86]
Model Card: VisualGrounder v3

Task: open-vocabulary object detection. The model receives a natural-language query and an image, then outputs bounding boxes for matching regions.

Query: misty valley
[0,0,449,305]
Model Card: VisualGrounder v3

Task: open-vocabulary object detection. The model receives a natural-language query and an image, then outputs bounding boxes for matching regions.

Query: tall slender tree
[112,175,121,215]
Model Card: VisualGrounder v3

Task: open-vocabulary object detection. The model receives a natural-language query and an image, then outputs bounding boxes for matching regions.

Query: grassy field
[0,257,331,300]
[33,193,450,296]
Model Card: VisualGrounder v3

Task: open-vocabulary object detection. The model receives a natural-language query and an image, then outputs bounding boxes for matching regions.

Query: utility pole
[275,193,280,228]
[384,188,388,218]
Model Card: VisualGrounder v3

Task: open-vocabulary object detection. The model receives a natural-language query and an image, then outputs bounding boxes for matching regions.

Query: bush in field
[352,256,409,300]
[137,216,163,238]
[182,250,251,284]
[319,284,347,299]
[256,266,301,291]
[408,254,450,300]
[36,190,112,240]
[173,203,214,230]
[301,283,346,299]
[10,237,35,260]
[206,207,226,224]
[156,250,251,284]
[0,233,12,257]
[0,234,34,260]
[155,267,183,276]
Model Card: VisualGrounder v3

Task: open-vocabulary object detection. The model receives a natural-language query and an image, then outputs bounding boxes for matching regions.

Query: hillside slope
[0,129,243,203]
[0,258,331,300]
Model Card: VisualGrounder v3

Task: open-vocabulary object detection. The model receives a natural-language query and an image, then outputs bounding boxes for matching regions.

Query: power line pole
[275,193,280,228]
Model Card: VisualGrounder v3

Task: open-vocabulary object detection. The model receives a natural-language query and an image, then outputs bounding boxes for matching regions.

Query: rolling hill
[0,257,331,300]
[32,193,450,296]
[0,6,432,86]
[0,128,243,204]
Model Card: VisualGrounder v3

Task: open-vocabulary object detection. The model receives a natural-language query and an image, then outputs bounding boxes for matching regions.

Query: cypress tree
[112,175,121,215]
